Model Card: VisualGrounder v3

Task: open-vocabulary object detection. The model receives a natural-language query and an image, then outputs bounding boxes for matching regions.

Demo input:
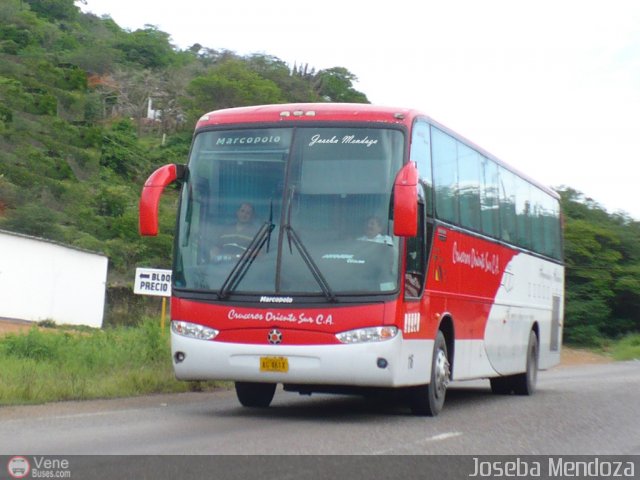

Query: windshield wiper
[218,213,275,300]
[284,225,337,303]
[282,187,336,302]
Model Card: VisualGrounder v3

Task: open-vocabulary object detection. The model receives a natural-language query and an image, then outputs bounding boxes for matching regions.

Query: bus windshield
[174,126,404,297]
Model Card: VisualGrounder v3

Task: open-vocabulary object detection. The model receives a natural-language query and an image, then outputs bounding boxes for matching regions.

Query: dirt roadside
[0,318,612,366]
[0,318,38,335]
[557,345,612,366]
[0,318,50,336]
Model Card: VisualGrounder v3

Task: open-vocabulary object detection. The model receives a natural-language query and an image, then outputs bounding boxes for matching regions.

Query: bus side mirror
[393,162,419,237]
[139,164,185,236]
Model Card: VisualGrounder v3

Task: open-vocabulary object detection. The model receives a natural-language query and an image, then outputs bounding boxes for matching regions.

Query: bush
[1,203,63,240]
[2,328,66,362]
[563,324,603,347]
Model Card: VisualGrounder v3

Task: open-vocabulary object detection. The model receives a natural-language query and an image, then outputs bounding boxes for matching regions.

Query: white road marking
[428,431,463,442]
[370,431,463,454]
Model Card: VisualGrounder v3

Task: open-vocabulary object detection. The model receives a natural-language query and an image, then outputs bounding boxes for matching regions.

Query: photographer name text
[470,457,635,478]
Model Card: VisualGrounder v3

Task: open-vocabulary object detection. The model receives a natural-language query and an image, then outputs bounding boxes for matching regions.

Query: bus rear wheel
[513,330,539,395]
[409,330,450,416]
[490,330,539,395]
[235,382,276,408]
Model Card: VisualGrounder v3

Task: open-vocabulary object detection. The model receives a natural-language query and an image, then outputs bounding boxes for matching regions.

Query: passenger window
[457,143,481,231]
[481,157,499,237]
[499,167,517,243]
[515,177,532,249]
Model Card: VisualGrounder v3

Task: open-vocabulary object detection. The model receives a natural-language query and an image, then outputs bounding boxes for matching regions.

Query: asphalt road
[1,362,639,456]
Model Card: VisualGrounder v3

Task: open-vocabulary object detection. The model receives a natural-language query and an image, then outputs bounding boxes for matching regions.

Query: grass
[0,318,218,405]
[609,334,640,361]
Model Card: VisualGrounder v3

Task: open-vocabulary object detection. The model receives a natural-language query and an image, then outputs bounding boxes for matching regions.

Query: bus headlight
[336,326,398,344]
[171,321,218,340]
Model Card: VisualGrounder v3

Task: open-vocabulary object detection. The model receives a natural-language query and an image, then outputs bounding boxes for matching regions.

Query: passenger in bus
[358,216,393,245]
[354,215,395,290]
[210,202,258,260]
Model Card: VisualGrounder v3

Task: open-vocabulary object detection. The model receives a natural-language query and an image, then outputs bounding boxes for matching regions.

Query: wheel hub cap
[434,349,451,398]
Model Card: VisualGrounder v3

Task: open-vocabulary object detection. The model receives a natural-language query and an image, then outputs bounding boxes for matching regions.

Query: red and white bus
[139,103,564,415]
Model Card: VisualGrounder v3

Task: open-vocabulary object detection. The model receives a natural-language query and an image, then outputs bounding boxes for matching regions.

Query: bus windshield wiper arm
[218,220,275,300]
[284,224,337,303]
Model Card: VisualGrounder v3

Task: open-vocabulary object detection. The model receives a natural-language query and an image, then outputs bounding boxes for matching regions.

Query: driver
[211,202,257,259]
[358,216,393,245]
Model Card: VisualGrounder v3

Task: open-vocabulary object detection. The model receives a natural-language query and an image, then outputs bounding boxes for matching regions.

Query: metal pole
[161,297,167,335]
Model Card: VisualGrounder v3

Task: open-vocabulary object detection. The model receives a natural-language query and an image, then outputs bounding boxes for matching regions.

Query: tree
[116,26,175,69]
[563,218,618,343]
[247,54,319,103]
[185,59,283,121]
[99,119,146,179]
[559,187,640,343]
[313,67,369,103]
[24,0,79,22]
[151,67,191,134]
[62,13,124,73]
[110,67,163,133]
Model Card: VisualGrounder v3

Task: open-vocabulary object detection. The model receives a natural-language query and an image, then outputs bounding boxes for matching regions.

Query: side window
[547,197,562,260]
[457,142,481,231]
[410,120,433,216]
[432,128,458,224]
[499,167,517,243]
[481,157,500,237]
[537,193,561,260]
[531,188,546,255]
[410,120,432,180]
[405,203,427,298]
[515,176,532,249]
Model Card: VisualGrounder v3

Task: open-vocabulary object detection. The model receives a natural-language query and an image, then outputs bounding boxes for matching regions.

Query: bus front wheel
[235,382,276,408]
[409,330,450,416]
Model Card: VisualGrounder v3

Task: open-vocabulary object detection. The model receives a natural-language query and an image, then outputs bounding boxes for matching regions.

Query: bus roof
[195,103,559,200]
[196,103,419,128]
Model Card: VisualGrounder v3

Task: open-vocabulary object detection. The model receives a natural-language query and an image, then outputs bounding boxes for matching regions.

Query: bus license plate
[260,356,289,373]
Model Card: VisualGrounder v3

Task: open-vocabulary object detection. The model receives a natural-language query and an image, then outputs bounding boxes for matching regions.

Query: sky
[79,0,640,219]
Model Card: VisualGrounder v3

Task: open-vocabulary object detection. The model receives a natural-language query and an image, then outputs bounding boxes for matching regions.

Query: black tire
[489,375,512,395]
[513,330,538,395]
[490,330,539,395]
[409,330,450,416]
[235,382,276,408]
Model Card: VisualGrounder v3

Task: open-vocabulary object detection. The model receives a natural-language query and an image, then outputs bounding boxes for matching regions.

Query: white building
[0,230,108,328]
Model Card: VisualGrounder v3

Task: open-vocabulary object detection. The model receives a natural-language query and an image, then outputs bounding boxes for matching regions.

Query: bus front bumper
[171,331,433,388]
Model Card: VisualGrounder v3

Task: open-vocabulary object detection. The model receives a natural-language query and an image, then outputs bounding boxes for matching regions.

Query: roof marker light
[394,113,405,120]
[305,111,316,116]
[280,111,291,117]
[293,110,304,117]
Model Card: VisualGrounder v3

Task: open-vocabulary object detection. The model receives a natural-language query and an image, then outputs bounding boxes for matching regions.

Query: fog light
[377,358,388,369]
[174,351,186,363]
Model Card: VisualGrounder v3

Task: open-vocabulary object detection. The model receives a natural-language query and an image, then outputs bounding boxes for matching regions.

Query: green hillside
[1,0,639,343]
[0,0,368,323]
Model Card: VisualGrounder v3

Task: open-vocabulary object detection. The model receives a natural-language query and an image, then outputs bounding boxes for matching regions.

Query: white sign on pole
[134,268,172,297]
